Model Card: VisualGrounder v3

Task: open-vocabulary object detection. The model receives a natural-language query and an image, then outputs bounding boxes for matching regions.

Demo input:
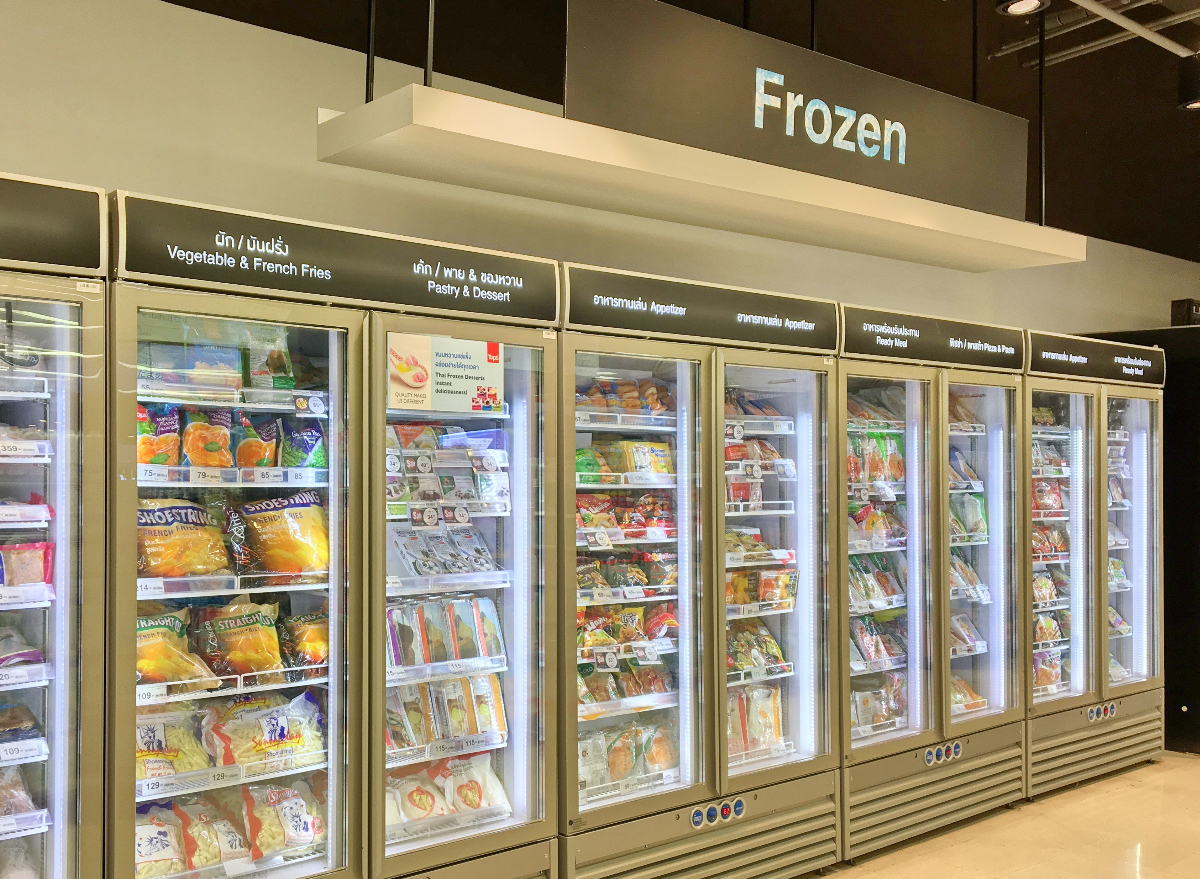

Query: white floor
[828,753,1200,878]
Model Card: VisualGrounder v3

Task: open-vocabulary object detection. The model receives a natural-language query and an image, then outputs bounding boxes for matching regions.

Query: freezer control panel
[689,797,747,830]
[923,741,963,767]
[1088,702,1119,723]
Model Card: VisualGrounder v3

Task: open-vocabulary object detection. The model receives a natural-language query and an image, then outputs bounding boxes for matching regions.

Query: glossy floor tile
[829,753,1200,879]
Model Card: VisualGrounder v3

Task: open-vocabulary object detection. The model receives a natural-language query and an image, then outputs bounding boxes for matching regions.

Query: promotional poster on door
[387,332,504,412]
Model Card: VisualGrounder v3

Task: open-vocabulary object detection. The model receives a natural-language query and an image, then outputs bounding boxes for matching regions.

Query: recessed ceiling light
[1179,55,1200,110]
[996,0,1049,14]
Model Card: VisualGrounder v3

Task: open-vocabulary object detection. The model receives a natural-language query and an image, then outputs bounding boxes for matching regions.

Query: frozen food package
[473,597,505,657]
[1108,522,1128,547]
[203,692,287,726]
[644,602,679,640]
[203,689,325,775]
[181,408,234,468]
[170,797,252,870]
[0,767,34,817]
[136,608,220,689]
[186,333,243,388]
[0,705,40,745]
[470,674,507,736]
[134,809,188,879]
[430,678,478,739]
[1109,557,1129,585]
[238,490,329,574]
[439,474,478,501]
[398,684,437,746]
[475,472,510,502]
[639,721,680,773]
[137,403,181,466]
[241,779,325,859]
[1057,608,1072,639]
[283,611,329,674]
[576,448,617,485]
[0,837,42,879]
[727,691,748,756]
[1032,478,1063,512]
[1108,476,1126,504]
[950,448,980,483]
[387,763,452,825]
[578,730,610,791]
[385,688,419,751]
[423,533,472,574]
[135,716,212,779]
[575,494,618,530]
[1033,651,1061,687]
[580,666,618,702]
[948,507,967,538]
[743,685,782,752]
[138,498,230,577]
[1108,606,1132,635]
[207,600,286,680]
[1034,613,1064,644]
[392,530,443,576]
[882,435,905,481]
[862,436,886,482]
[846,434,864,483]
[1032,573,1056,604]
[445,599,484,660]
[612,606,647,644]
[0,543,52,588]
[232,412,278,468]
[387,603,425,668]
[604,725,641,782]
[950,675,984,709]
[418,601,453,664]
[950,614,980,648]
[243,324,295,390]
[432,753,511,812]
[278,418,328,469]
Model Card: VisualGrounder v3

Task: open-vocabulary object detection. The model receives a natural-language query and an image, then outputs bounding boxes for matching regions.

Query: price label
[137,579,166,599]
[588,588,617,603]
[773,422,788,434]
[0,667,34,686]
[583,529,612,549]
[253,468,284,485]
[852,486,869,503]
[0,812,44,833]
[623,586,646,600]
[447,660,478,674]
[643,527,668,541]
[414,453,434,474]
[592,646,619,671]
[0,441,39,457]
[289,468,316,485]
[410,506,440,529]
[727,422,745,440]
[189,467,224,485]
[575,412,589,426]
[441,505,471,525]
[633,643,660,664]
[725,552,745,567]
[470,454,500,473]
[386,454,402,474]
[618,777,637,793]
[136,684,168,705]
[775,458,797,479]
[0,739,45,764]
[769,742,788,757]
[294,393,326,416]
[137,464,168,483]
[969,480,984,492]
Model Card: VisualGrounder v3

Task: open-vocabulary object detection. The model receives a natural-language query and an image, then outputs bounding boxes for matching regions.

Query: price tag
[773,422,788,434]
[575,412,589,426]
[447,660,477,674]
[223,859,257,877]
[618,777,638,793]
[410,506,440,529]
[0,739,45,764]
[583,529,612,549]
[643,527,668,541]
[623,586,646,600]
[289,468,316,485]
[969,480,984,492]
[189,467,224,485]
[441,504,471,525]
[294,393,326,416]
[386,454,402,473]
[0,441,39,457]
[727,421,745,440]
[470,454,501,473]
[775,458,797,479]
[588,588,617,602]
[769,742,788,757]
[0,812,43,833]
[136,684,167,705]
[137,579,165,599]
[726,552,745,567]
[633,643,660,664]
[413,453,434,474]
[0,667,33,686]
[253,468,284,485]
[137,464,168,483]
[851,485,869,503]
[592,646,619,671]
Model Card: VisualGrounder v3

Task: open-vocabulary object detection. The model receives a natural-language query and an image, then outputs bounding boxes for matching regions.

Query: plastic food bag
[1034,613,1063,644]
[953,494,988,536]
[244,325,295,390]
[137,404,181,466]
[134,810,187,879]
[0,768,34,816]
[604,725,641,782]
[0,838,41,879]
[135,716,212,779]
[241,780,325,859]
[239,490,329,574]
[727,692,747,756]
[470,675,507,736]
[386,763,451,824]
[232,413,278,468]
[474,598,505,657]
[136,609,220,689]
[284,612,329,674]
[0,544,52,587]
[433,753,511,812]
[1033,479,1063,512]
[0,705,40,744]
[138,499,230,578]
[639,721,679,772]
[278,419,327,469]
[204,690,324,776]
[744,685,782,752]
[181,408,234,468]
[171,797,252,870]
[204,599,286,681]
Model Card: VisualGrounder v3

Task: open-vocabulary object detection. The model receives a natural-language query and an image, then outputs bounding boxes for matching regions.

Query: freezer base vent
[846,728,1023,860]
[1030,695,1163,798]
[565,774,839,879]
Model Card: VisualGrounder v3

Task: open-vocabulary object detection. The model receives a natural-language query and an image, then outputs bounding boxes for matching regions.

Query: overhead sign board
[841,304,1025,372]
[0,173,105,276]
[116,192,559,325]
[565,0,1028,219]
[564,264,839,353]
[1027,331,1164,386]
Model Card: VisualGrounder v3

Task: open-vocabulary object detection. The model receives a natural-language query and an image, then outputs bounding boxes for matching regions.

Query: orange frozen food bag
[137,499,230,577]
[238,490,329,573]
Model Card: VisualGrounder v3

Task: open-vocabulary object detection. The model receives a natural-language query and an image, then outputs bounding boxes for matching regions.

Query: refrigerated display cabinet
[108,284,363,879]
[1024,331,1164,799]
[368,314,557,878]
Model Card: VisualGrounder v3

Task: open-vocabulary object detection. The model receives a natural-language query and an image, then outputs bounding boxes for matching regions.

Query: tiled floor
[828,752,1200,879]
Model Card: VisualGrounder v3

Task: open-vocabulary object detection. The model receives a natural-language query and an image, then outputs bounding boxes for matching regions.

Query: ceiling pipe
[1063,0,1195,56]
[990,0,1158,59]
[1024,6,1200,66]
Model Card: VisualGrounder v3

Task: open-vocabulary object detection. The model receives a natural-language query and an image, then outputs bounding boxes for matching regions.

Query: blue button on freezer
[935,746,944,763]
[1088,707,1096,722]
[733,799,745,818]
[1110,703,1118,717]
[925,748,935,765]
[706,806,719,825]
[691,809,705,829]
[953,742,962,758]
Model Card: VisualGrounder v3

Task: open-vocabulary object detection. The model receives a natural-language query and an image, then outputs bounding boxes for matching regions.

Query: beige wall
[2,0,1197,333]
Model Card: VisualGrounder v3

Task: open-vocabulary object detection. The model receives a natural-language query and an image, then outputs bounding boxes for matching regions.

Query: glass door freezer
[369,314,556,877]
[108,283,364,879]
[717,350,838,791]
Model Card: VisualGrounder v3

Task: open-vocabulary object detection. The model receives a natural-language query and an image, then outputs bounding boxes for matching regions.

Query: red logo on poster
[486,342,500,364]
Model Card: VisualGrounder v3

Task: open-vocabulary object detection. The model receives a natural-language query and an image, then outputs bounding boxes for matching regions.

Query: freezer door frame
[839,359,945,766]
[368,312,559,878]
[559,331,717,834]
[0,270,106,879]
[1024,375,1102,719]
[714,348,841,795]
[939,368,1026,739]
[106,282,367,879]
[1098,384,1165,702]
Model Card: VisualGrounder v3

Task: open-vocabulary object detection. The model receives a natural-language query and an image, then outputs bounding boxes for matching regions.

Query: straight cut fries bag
[135,714,212,779]
[134,808,188,879]
[241,780,326,860]
[203,690,325,776]
[170,797,252,870]
[238,490,329,574]
[206,599,287,682]
[138,499,230,578]
[136,609,220,691]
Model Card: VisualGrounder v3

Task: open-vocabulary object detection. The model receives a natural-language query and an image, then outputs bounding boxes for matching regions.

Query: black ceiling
[164,0,1200,264]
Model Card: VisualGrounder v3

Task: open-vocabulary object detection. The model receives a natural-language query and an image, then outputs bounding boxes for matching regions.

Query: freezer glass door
[382,336,544,850]
[1105,397,1159,687]
[947,384,1018,723]
[0,299,82,878]
[1031,391,1094,703]
[574,353,700,809]
[132,312,347,878]
[846,378,932,747]
[723,365,829,774]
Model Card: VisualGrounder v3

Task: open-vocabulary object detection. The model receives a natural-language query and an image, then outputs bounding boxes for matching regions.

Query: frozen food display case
[1025,331,1164,799]
[718,350,839,792]
[109,283,363,879]
[0,174,107,879]
[370,314,557,876]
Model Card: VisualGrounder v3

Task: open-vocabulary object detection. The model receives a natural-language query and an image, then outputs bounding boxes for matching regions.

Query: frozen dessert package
[448,526,496,572]
[137,403,181,466]
[578,730,610,791]
[386,603,425,668]
[473,597,506,658]
[181,408,234,468]
[470,675,507,736]
[392,530,444,576]
[417,600,453,664]
[423,533,472,574]
[429,678,478,739]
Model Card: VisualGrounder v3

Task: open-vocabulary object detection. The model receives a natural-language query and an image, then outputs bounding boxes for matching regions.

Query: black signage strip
[0,173,105,277]
[1027,331,1165,387]
[564,264,839,354]
[116,192,559,326]
[841,304,1025,372]
[565,0,1028,220]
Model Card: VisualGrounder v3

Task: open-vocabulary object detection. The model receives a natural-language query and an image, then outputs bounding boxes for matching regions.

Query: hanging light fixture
[1180,55,1200,109]
[996,0,1050,14]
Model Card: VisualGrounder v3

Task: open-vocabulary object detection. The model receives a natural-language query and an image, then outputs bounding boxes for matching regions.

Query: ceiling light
[996,0,1049,14]
[1179,55,1200,109]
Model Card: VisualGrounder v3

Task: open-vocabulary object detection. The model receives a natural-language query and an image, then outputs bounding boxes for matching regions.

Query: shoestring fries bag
[138,499,230,578]
[238,490,329,574]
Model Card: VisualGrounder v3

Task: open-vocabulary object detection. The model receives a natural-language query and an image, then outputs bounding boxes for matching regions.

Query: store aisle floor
[828,752,1200,879]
